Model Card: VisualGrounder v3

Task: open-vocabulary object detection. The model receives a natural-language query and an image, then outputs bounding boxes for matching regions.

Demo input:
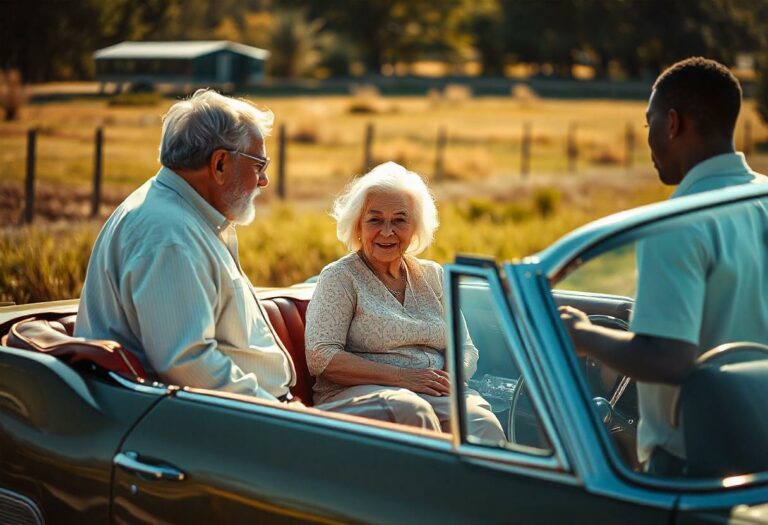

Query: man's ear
[667,108,680,139]
[209,149,228,185]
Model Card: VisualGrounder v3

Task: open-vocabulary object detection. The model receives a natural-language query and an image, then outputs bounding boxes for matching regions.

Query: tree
[267,10,324,78]
[757,54,768,127]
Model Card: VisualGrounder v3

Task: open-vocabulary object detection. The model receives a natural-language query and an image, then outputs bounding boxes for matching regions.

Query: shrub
[533,188,561,218]
[441,148,492,181]
[589,148,622,165]
[511,84,538,106]
[443,84,473,103]
[108,92,163,107]
[347,84,383,114]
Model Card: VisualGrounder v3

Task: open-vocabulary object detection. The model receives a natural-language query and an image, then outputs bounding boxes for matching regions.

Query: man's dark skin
[559,89,736,385]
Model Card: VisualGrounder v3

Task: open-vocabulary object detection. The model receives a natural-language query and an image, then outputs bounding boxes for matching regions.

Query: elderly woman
[305,162,504,440]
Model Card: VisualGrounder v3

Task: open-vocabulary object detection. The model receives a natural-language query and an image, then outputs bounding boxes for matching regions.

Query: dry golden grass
[0,175,672,304]
[2,95,766,196]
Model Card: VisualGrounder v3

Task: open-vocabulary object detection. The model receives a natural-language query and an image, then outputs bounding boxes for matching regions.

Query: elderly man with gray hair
[75,90,436,428]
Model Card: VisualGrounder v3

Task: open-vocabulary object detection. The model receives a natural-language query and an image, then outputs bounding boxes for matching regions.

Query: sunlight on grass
[0,182,671,304]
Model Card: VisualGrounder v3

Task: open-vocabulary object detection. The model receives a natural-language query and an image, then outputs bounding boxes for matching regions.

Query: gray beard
[224,179,260,226]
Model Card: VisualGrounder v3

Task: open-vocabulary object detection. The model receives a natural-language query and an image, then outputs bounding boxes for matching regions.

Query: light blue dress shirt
[630,152,768,461]
[75,167,294,400]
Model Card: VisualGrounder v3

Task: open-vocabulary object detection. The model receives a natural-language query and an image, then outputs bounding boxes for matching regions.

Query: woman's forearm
[320,351,402,386]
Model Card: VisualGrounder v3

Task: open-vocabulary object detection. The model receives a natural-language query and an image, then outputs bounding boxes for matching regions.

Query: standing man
[75,89,441,431]
[560,57,768,475]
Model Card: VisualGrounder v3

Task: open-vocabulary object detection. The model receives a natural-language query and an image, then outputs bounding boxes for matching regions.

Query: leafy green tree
[267,10,325,78]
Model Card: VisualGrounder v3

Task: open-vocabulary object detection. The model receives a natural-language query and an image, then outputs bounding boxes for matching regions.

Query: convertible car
[1,183,768,524]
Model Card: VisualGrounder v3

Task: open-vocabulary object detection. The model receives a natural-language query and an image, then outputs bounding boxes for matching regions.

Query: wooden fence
[19,119,757,223]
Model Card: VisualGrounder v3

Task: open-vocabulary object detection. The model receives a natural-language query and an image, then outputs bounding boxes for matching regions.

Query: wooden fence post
[521,122,531,178]
[363,122,375,171]
[434,126,447,181]
[277,123,287,199]
[625,122,635,169]
[91,127,104,218]
[567,122,578,173]
[744,119,753,156]
[24,128,37,224]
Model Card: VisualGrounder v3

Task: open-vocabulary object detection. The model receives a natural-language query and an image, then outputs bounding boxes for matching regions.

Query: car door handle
[114,451,186,481]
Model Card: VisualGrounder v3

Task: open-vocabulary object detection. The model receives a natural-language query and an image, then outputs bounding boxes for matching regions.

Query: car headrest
[2,317,146,378]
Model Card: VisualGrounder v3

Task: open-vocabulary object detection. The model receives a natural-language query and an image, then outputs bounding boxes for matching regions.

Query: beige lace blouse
[305,252,478,404]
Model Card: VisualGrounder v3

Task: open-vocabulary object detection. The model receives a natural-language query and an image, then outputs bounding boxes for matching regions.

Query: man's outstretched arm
[559,305,697,385]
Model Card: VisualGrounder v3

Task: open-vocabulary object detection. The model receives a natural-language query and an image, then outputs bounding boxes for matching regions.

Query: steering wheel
[507,314,637,453]
[583,315,636,434]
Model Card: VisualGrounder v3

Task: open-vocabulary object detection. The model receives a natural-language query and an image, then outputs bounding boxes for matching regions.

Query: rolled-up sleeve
[305,264,357,377]
[123,244,276,400]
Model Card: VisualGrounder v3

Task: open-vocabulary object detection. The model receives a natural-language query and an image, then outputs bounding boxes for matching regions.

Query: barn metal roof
[93,41,269,60]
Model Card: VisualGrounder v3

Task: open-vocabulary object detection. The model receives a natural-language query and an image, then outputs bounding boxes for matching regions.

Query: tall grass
[0,182,670,304]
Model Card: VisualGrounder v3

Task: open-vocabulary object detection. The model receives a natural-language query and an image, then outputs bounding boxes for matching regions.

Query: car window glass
[557,243,636,298]
[454,275,553,455]
[553,196,768,480]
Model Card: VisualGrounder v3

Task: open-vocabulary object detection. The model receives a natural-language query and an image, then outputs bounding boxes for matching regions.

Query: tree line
[2,0,767,83]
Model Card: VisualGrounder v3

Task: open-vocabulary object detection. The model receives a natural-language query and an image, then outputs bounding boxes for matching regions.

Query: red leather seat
[1,316,146,378]
[1,285,317,403]
[260,296,314,405]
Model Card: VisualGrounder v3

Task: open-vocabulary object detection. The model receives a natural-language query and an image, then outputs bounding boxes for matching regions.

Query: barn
[93,41,270,91]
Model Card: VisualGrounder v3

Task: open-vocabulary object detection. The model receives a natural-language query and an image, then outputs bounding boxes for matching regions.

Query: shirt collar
[155,166,231,232]
[672,152,751,198]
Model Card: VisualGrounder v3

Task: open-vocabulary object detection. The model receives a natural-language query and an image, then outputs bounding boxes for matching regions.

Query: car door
[443,258,676,524]
[0,342,166,524]
[110,260,666,525]
[112,386,593,524]
[513,183,768,523]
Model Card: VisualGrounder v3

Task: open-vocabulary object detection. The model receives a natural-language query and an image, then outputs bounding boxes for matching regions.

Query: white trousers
[321,384,506,442]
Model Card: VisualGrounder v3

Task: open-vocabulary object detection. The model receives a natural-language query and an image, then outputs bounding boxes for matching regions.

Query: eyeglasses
[229,150,270,175]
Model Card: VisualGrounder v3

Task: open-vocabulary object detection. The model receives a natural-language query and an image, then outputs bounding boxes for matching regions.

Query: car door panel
[113,393,673,524]
[0,346,164,523]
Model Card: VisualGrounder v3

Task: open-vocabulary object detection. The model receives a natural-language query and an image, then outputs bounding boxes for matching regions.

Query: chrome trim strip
[677,480,768,508]
[0,487,44,525]
[173,389,456,454]
[107,372,170,396]
[459,454,579,488]
[616,467,768,494]
[444,264,572,474]
[458,443,562,473]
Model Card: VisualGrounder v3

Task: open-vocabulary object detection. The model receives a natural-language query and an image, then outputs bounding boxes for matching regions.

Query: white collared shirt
[75,167,294,400]
[631,152,768,461]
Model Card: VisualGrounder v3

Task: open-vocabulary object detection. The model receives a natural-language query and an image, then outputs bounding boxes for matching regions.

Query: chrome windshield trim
[443,263,571,473]
[107,371,171,396]
[536,183,768,280]
[173,389,455,454]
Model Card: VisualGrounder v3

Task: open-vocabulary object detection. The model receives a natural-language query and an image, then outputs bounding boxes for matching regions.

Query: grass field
[1,93,767,304]
[3,93,765,193]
